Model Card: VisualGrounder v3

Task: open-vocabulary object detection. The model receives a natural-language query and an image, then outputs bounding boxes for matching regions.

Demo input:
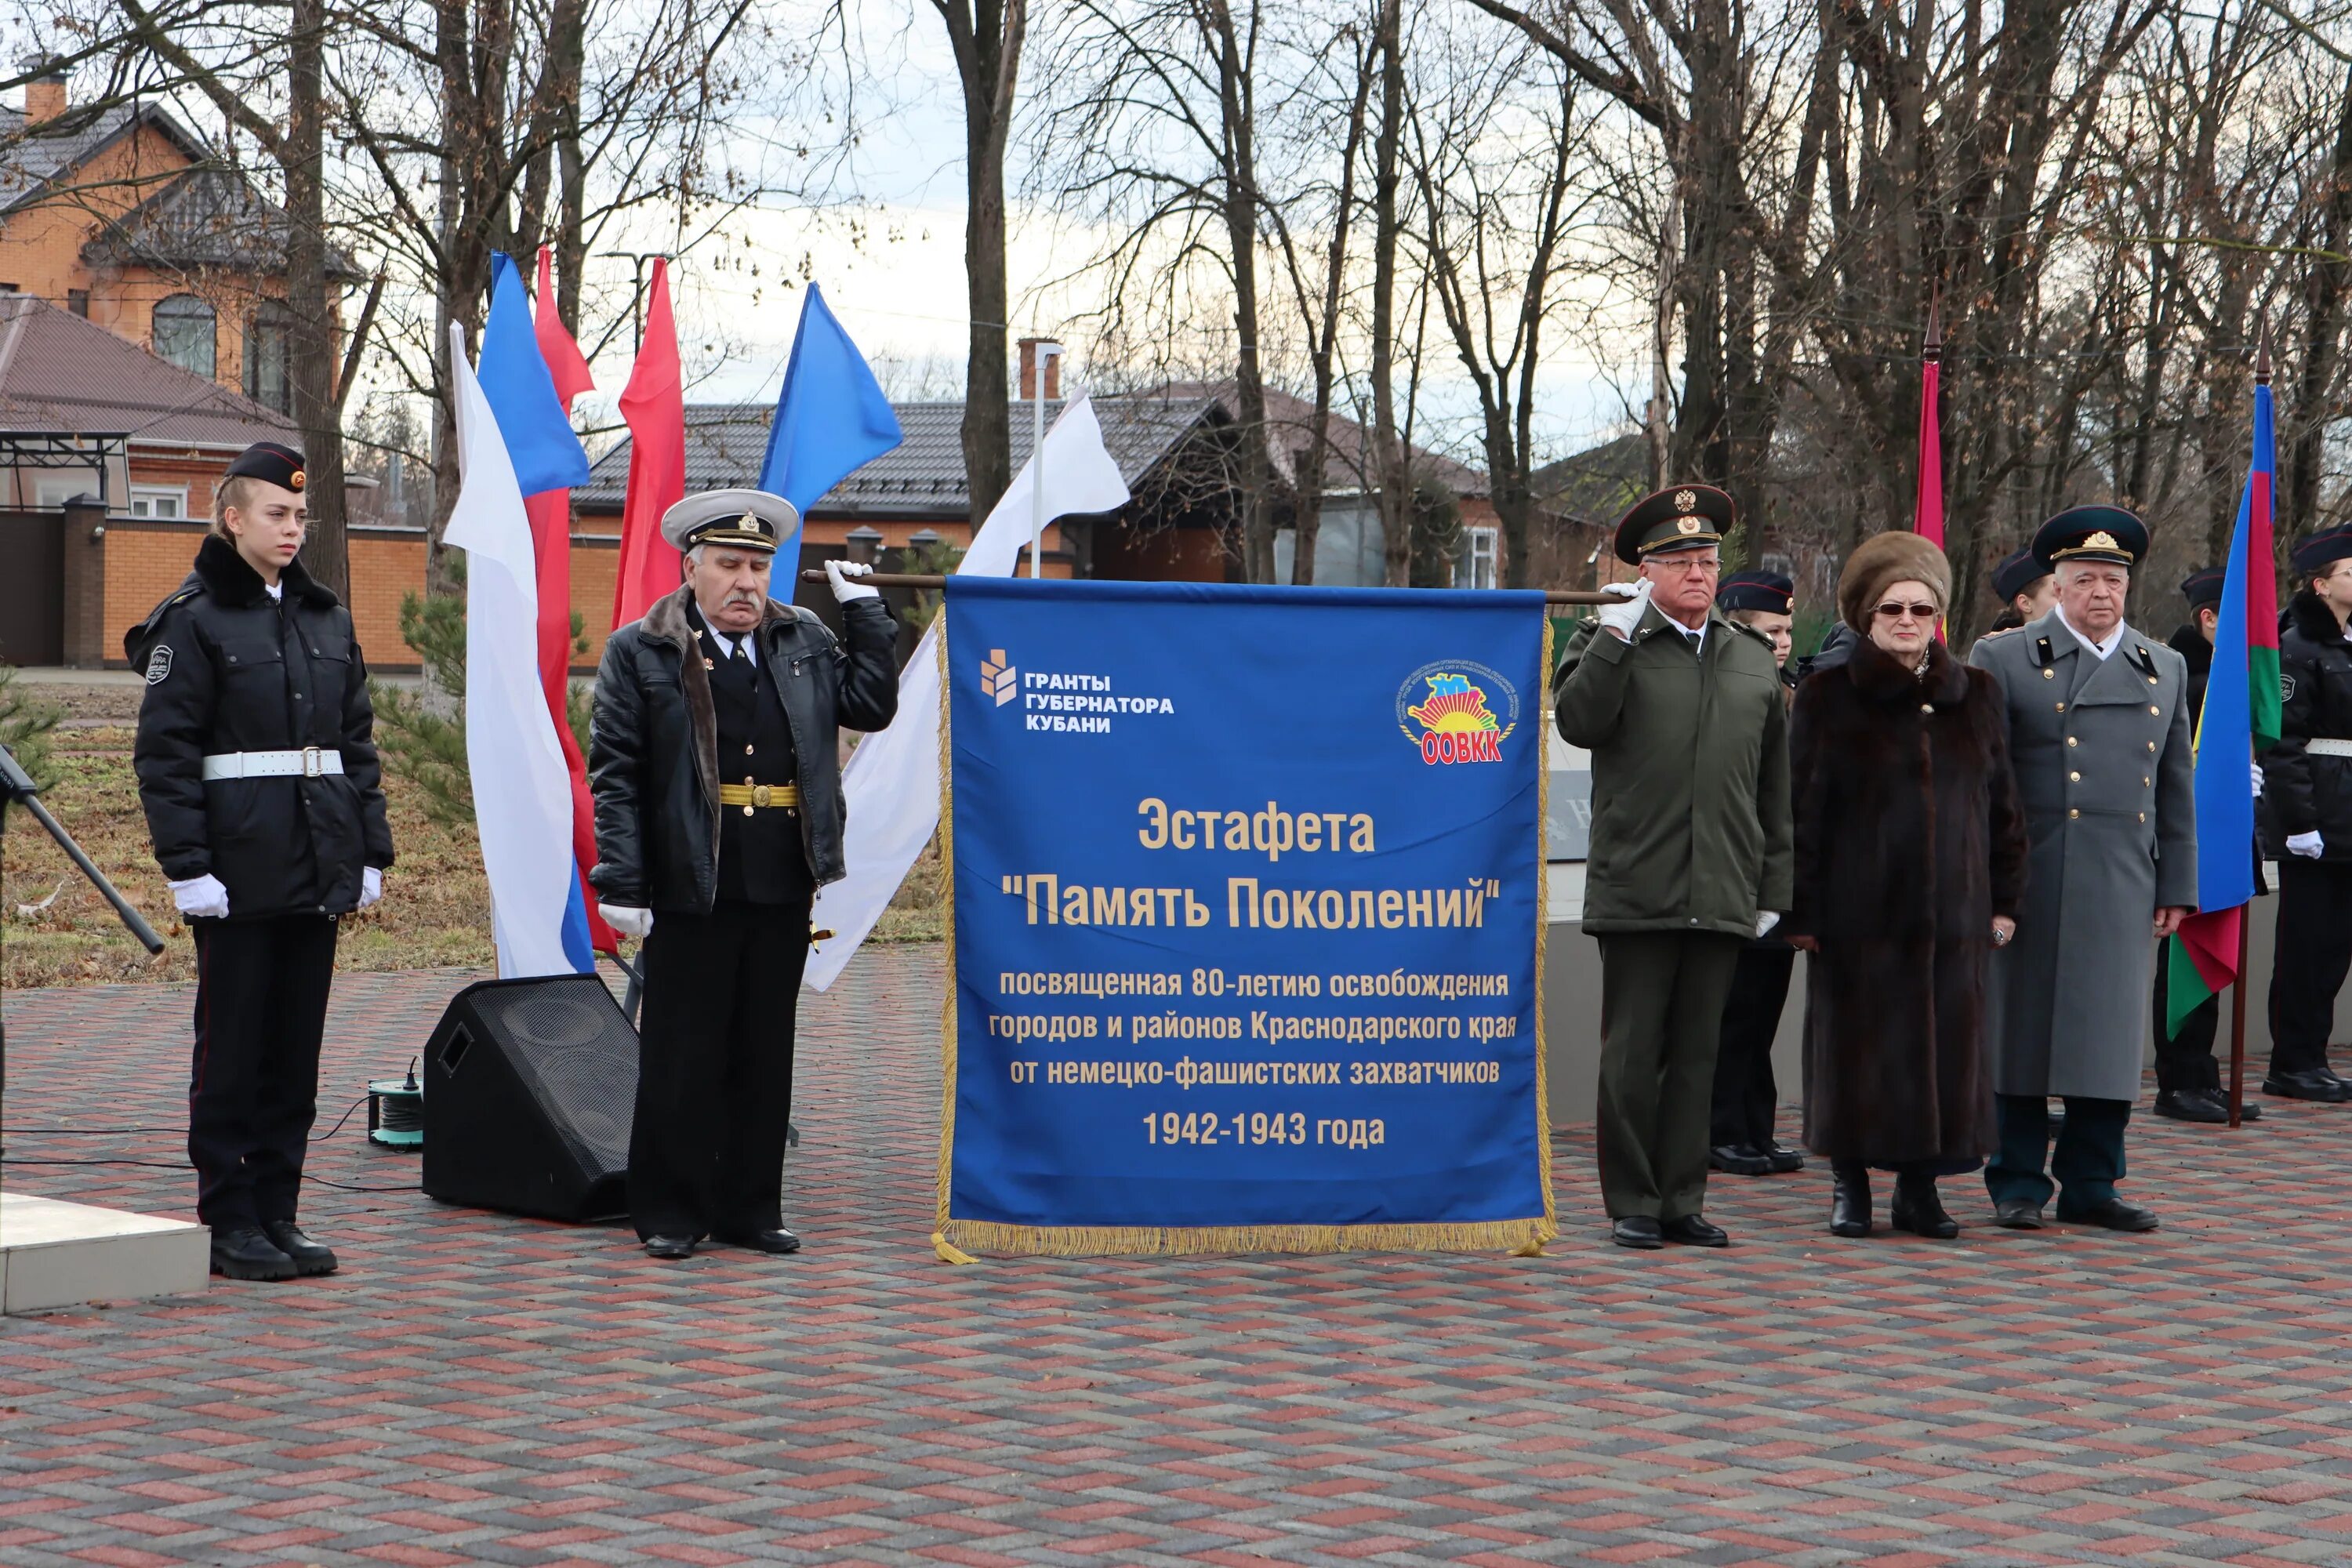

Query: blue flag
[477,253,591,499]
[757,285,903,567]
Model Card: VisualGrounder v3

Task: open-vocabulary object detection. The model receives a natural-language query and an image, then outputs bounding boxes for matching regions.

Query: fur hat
[1838,531,1952,633]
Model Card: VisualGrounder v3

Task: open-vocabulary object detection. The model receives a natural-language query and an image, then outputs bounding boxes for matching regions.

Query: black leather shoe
[1830,1166,1871,1237]
[1610,1216,1664,1250]
[2058,1198,2159,1232]
[1661,1214,1730,1247]
[209,1226,299,1281]
[2264,1069,2351,1102]
[2154,1088,2228,1123]
[1993,1198,2045,1229]
[641,1235,697,1259]
[1890,1176,1960,1239]
[714,1227,802,1255]
[1763,1143,1806,1174]
[1708,1143,1773,1176]
[259,1221,338,1276]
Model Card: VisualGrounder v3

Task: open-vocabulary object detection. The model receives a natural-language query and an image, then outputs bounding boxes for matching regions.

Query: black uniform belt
[719,782,800,811]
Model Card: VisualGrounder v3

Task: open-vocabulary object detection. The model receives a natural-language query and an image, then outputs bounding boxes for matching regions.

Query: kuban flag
[2166,371,2281,1036]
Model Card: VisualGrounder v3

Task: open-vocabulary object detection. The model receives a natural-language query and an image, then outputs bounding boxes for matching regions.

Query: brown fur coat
[1787,636,2029,1163]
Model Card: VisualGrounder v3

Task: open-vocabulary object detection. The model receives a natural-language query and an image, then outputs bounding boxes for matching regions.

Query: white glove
[358,866,383,910]
[1595,578,1653,639]
[599,903,654,939]
[2288,831,2325,860]
[2252,761,2265,799]
[1755,911,1780,938]
[169,873,229,920]
[826,560,880,604]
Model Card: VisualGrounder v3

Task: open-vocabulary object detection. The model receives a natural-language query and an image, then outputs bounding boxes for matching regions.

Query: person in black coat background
[590,488,898,1259]
[2260,527,2352,1104]
[2151,567,2266,1123]
[1708,569,1806,1177]
[128,441,394,1282]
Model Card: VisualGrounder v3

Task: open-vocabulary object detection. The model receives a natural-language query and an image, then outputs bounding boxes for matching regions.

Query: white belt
[2307,739,2352,757]
[202,748,345,781]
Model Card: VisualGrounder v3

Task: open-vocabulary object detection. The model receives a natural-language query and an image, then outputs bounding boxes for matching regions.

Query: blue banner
[938,578,1554,1257]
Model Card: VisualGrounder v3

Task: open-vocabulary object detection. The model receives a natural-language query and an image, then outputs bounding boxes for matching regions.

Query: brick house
[0,63,355,415]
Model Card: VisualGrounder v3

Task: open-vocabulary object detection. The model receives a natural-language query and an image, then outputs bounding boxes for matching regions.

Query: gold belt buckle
[751,783,773,808]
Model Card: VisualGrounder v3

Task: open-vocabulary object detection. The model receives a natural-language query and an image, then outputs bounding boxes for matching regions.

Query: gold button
[2143,776,2151,786]
[2056,702,2067,712]
[2150,705,2160,715]
[2042,668,2056,680]
[2070,808,2080,818]
[746,744,755,755]
[2140,812,2147,822]
[2070,771,2081,782]
[2067,737,2078,747]
[1922,703,1934,713]
[2148,675,2159,685]
[2147,741,2156,753]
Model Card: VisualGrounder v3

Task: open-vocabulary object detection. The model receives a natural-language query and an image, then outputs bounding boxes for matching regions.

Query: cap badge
[2082,529,2117,551]
[290,470,307,491]
[1676,517,1701,535]
[1675,488,1696,512]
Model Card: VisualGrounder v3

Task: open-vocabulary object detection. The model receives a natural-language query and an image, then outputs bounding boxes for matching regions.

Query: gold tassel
[932,1232,978,1265]
[933,1216,1556,1258]
[1509,1237,1547,1258]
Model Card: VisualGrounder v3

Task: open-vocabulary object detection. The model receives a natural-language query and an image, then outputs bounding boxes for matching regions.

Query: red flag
[612,258,685,628]
[525,246,615,956]
[1915,309,1944,548]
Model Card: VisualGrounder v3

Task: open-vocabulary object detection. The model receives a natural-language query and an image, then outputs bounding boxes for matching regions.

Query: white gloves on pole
[169,874,229,920]
[358,866,383,910]
[826,560,880,603]
[1595,578,1653,640]
[2252,761,2265,799]
[2288,831,2325,860]
[599,903,654,940]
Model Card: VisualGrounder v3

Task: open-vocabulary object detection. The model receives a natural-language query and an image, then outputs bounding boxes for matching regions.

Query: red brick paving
[2,949,2351,1563]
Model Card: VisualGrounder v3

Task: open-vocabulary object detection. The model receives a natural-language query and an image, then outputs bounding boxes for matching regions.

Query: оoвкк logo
[979,648,1018,707]
[1396,661,1519,764]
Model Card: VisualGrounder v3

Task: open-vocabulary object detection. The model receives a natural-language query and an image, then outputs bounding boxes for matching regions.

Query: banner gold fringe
[928,598,1562,1261]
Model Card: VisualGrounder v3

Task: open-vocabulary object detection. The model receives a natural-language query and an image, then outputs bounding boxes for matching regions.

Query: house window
[32,474,100,508]
[152,294,216,379]
[129,485,187,520]
[67,289,88,317]
[1461,526,1499,590]
[245,300,292,413]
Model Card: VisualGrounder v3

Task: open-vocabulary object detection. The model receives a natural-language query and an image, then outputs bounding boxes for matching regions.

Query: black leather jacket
[2264,590,2352,861]
[127,535,394,918]
[590,585,898,910]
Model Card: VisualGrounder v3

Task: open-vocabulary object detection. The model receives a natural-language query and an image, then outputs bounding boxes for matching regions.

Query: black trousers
[630,898,811,1240]
[1985,1094,2129,1211]
[188,914,338,1229]
[2268,857,2352,1079]
[2153,937,2221,1093]
[1710,942,1793,1149]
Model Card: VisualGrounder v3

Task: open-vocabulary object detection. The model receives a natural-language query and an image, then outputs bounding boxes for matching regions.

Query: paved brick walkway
[3,948,2350,1566]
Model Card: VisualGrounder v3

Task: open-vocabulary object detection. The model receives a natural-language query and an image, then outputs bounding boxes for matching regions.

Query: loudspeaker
[421,974,638,1221]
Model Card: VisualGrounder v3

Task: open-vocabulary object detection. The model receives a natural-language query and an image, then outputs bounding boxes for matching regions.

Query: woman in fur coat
[1785,532,2030,1239]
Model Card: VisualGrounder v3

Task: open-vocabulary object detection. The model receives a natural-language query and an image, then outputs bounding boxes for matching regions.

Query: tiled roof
[0,101,204,215]
[1154,379,1490,499]
[1530,432,1649,525]
[0,291,296,448]
[577,393,1224,515]
[82,164,365,278]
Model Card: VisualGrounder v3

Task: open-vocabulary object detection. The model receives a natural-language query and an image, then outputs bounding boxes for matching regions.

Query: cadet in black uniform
[1709,569,1803,1175]
[128,441,394,1282]
[2261,527,2352,1104]
[590,490,899,1258]
[2152,567,2265,1123]
[1982,547,2056,638]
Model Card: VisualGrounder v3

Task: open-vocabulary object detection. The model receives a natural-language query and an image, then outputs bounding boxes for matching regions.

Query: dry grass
[1,694,946,988]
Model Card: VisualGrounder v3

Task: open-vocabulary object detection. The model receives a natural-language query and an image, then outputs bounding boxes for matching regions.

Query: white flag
[806,397,1131,990]
[444,325,583,978]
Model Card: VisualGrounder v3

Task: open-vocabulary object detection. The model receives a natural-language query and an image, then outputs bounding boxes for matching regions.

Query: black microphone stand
[0,742,166,1196]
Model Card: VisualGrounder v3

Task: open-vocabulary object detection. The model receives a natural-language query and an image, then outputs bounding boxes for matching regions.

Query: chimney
[1017,336,1062,401]
[20,57,67,127]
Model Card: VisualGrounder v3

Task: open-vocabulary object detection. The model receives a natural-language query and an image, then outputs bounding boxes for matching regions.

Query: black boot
[1891,1174,1960,1239]
[1830,1161,1871,1237]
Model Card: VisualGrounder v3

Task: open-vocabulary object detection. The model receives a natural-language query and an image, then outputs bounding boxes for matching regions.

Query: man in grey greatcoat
[1969,506,2196,1232]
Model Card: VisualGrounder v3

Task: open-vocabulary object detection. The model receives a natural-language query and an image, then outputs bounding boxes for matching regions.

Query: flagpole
[2232,333,2274,1129]
[1029,340,1060,579]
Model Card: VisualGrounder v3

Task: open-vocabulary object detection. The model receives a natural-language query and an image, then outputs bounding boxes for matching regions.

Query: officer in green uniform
[1555,485,1794,1250]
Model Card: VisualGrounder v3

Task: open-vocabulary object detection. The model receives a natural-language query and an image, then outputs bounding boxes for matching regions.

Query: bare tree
[931,0,1027,528]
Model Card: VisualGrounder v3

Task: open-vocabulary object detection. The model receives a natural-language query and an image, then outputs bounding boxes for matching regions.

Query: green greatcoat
[1555,604,1795,931]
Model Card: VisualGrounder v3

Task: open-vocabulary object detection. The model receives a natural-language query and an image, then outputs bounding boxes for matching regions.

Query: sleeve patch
[2282,673,2297,702]
[145,644,173,684]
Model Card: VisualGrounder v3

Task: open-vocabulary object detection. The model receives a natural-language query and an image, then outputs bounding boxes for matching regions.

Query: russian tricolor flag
[445,254,597,977]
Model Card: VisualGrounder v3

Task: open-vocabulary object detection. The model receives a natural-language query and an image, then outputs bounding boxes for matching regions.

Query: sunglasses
[1875,601,1939,622]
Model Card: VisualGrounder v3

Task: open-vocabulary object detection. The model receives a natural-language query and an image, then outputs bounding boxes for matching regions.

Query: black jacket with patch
[589,585,898,912]
[2263,590,2352,860]
[126,535,394,918]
